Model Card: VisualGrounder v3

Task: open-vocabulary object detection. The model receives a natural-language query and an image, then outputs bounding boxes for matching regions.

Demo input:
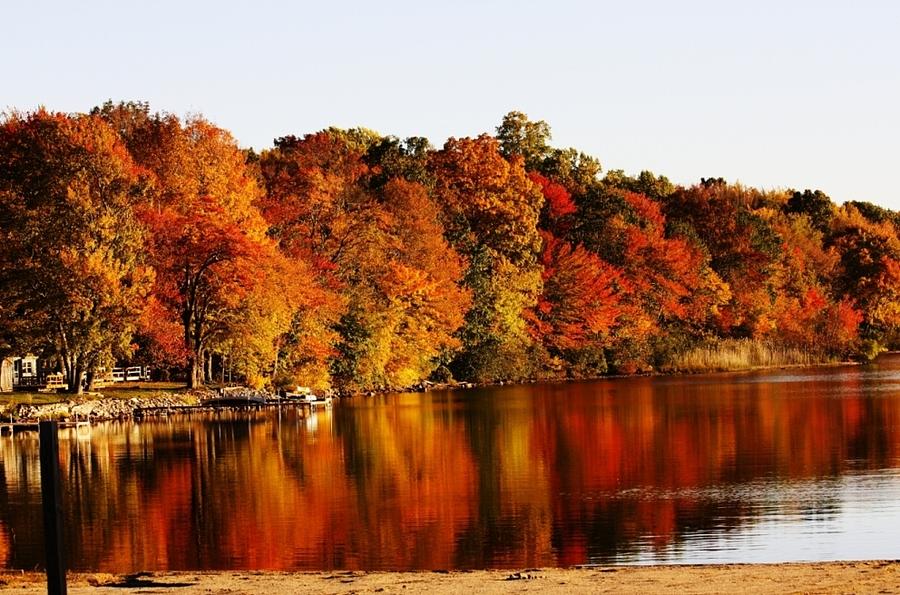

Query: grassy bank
[661,339,836,373]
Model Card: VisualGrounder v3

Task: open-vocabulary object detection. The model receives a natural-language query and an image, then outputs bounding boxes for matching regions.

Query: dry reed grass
[663,339,829,373]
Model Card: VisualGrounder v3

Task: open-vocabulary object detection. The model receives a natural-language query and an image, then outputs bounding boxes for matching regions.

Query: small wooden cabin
[11,355,43,388]
[1,355,51,389]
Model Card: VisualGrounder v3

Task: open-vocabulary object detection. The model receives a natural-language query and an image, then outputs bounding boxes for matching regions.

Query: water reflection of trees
[0,372,898,571]
[0,434,41,568]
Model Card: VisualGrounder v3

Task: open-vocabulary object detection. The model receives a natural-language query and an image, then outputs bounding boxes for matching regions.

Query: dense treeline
[2,104,899,393]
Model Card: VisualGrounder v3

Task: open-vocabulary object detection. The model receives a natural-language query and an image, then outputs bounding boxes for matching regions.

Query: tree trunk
[273,343,280,380]
[183,299,198,388]
[56,325,82,395]
[66,363,84,395]
[85,370,96,392]
[188,353,203,389]
[185,317,205,389]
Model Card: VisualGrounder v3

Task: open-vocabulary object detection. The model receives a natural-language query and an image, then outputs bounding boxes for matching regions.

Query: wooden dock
[202,394,267,406]
[134,396,332,418]
[1,420,89,434]
[0,422,38,434]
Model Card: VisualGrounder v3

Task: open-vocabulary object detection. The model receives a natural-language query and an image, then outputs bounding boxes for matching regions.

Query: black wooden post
[39,421,67,595]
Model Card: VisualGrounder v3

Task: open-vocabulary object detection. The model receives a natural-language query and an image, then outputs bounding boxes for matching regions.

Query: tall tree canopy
[429,135,545,381]
[0,110,152,393]
[99,108,300,388]
[259,130,470,391]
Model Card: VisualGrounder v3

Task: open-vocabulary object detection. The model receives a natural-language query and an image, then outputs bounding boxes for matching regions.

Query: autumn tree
[0,110,152,393]
[532,232,624,376]
[258,131,371,260]
[662,182,864,358]
[529,172,577,236]
[760,209,863,356]
[829,205,900,355]
[328,179,471,389]
[663,181,784,339]
[572,182,732,370]
[430,135,544,382]
[259,130,470,390]
[257,130,367,388]
[99,107,297,388]
[845,200,900,231]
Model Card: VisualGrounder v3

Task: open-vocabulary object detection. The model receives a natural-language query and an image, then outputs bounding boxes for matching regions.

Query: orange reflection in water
[1,358,900,571]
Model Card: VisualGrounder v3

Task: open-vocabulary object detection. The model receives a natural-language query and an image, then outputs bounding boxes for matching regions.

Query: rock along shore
[6,385,334,422]
[10,393,200,422]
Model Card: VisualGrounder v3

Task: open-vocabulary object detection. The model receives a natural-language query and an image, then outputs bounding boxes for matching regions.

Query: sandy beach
[2,561,900,594]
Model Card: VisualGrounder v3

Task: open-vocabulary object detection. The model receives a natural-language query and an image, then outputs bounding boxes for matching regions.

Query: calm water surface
[1,356,900,571]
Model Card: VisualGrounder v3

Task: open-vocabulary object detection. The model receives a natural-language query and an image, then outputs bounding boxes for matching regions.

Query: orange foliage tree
[574,182,730,371]
[0,110,152,393]
[829,205,900,355]
[115,113,298,387]
[429,135,545,382]
[663,181,783,339]
[764,211,861,355]
[327,178,471,390]
[370,179,471,387]
[260,131,470,390]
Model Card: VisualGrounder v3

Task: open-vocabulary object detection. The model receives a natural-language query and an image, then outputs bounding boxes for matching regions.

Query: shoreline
[2,561,900,593]
[1,356,877,423]
[371,356,867,396]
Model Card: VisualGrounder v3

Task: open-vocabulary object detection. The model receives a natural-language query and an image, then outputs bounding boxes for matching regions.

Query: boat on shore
[283,386,332,408]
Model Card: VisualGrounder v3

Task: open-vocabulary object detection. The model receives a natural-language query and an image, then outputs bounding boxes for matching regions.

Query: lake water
[1,356,900,571]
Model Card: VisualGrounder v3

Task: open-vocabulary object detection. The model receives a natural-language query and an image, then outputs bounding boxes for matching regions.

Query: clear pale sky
[4,0,899,209]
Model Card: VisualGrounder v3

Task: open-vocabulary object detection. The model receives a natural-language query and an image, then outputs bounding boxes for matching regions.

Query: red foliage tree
[533,232,623,374]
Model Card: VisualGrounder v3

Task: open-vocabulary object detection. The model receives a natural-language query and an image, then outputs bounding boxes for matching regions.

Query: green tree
[364,135,433,188]
[495,110,552,169]
[785,189,835,233]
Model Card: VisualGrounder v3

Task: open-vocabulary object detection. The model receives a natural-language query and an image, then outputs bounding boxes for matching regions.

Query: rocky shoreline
[3,355,872,423]
[9,393,200,422]
[349,379,478,397]
[6,386,335,423]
